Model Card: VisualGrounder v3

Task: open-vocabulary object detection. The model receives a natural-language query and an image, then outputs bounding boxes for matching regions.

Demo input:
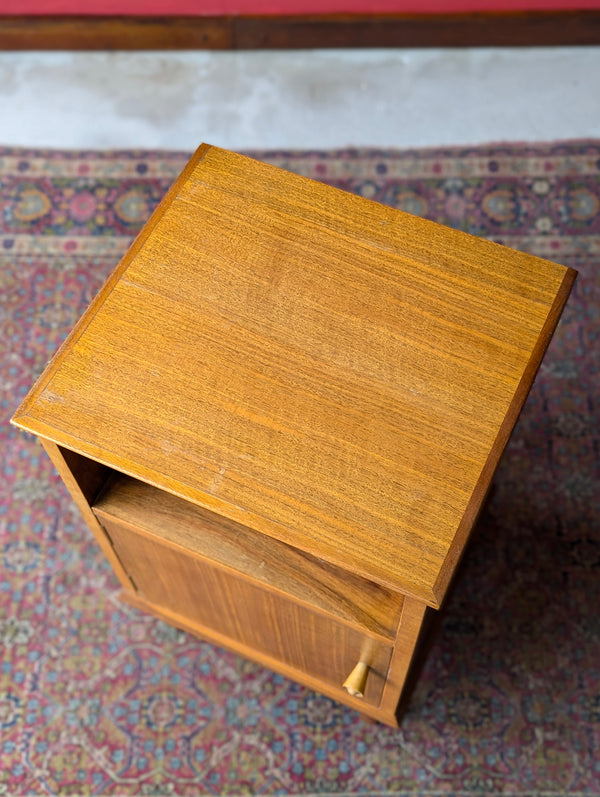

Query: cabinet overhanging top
[12,144,576,607]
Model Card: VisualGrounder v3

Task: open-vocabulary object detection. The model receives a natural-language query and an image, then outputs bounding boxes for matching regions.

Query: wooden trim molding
[235,10,600,47]
[1,10,600,50]
[0,16,232,49]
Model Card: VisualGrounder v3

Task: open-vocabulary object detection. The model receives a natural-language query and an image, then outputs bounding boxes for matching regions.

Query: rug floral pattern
[1,142,599,796]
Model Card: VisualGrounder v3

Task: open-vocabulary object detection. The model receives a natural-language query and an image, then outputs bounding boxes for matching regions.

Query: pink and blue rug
[1,141,599,795]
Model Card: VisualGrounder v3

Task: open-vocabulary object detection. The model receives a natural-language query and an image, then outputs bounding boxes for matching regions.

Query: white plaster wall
[0,47,599,149]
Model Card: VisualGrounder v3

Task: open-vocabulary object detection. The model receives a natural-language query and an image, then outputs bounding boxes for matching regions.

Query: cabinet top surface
[13,144,575,606]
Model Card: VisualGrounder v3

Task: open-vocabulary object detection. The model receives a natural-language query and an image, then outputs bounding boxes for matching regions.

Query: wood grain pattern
[121,587,399,725]
[235,10,600,48]
[0,16,232,49]
[12,145,576,608]
[379,596,428,718]
[93,473,404,639]
[11,143,210,426]
[1,11,600,50]
[38,441,134,593]
[102,518,392,707]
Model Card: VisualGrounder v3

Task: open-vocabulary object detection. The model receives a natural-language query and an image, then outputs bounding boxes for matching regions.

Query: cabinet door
[100,517,392,707]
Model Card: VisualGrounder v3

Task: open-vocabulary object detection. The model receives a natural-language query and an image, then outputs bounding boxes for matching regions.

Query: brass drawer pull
[343,661,369,698]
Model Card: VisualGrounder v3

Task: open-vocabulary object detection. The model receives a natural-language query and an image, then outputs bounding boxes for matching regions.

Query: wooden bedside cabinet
[12,144,575,727]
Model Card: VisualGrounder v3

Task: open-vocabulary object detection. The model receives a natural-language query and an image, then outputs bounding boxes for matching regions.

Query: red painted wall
[4,0,600,15]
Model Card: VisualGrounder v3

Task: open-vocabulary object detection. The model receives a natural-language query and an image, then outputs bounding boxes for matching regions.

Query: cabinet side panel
[58,445,111,505]
[102,517,391,707]
[379,596,428,718]
[39,440,135,592]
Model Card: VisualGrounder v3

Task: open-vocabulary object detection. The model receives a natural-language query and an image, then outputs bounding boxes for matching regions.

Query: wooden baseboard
[236,10,600,48]
[1,10,600,50]
[0,16,232,49]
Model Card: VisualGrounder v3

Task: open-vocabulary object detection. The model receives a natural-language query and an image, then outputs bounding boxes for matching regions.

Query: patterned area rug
[1,142,599,796]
